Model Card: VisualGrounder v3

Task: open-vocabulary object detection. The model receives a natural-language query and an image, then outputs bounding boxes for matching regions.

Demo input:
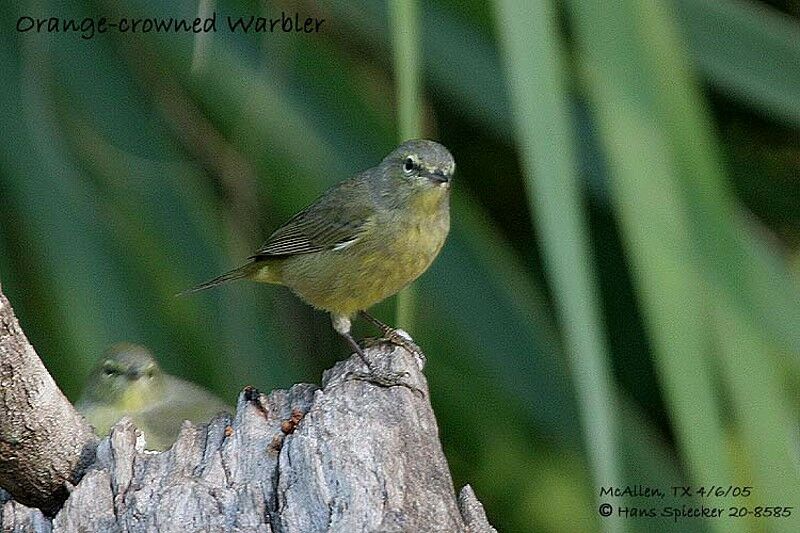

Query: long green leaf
[494,2,622,532]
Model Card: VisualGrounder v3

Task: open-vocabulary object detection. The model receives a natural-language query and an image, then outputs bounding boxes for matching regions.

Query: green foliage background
[1,0,799,531]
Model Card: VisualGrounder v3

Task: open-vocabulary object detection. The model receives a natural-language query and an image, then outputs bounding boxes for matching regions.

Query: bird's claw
[357,312,427,370]
[344,369,424,398]
[384,331,426,368]
[362,331,426,370]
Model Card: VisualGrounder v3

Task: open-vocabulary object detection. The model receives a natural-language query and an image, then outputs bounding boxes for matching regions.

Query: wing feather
[251,178,375,258]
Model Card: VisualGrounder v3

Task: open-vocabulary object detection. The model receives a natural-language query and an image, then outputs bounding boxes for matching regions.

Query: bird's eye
[402,157,416,174]
[102,362,116,377]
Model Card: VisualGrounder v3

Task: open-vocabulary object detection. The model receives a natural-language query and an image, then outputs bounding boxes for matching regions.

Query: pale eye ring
[402,157,416,174]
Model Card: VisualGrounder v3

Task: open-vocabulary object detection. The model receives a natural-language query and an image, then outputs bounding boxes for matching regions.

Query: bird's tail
[178,264,253,296]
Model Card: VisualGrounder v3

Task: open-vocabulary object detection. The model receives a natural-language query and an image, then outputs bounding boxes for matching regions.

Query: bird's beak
[427,170,450,186]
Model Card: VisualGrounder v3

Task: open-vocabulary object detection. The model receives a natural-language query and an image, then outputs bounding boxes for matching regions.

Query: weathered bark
[0,284,495,532]
[0,287,98,515]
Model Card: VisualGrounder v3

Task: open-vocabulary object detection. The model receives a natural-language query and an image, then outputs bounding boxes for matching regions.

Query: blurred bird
[183,139,455,386]
[76,343,231,451]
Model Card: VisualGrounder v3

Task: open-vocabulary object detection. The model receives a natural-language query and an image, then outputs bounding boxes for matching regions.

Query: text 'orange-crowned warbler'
[184,139,454,386]
[76,343,231,450]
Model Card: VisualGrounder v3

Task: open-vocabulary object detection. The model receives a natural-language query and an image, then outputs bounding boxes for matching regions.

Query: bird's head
[80,342,165,409]
[376,139,455,207]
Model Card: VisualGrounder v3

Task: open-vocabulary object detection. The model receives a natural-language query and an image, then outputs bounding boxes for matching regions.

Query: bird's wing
[252,178,376,257]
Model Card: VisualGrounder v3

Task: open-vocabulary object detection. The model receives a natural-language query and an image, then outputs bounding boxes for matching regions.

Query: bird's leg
[331,314,418,393]
[359,311,426,368]
[358,310,394,337]
[340,330,380,375]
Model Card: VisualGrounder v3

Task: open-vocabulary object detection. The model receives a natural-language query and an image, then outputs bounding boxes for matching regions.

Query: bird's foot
[358,312,426,370]
[339,325,425,396]
[360,332,426,371]
[345,367,415,391]
[345,369,424,398]
[382,330,427,370]
[347,350,424,397]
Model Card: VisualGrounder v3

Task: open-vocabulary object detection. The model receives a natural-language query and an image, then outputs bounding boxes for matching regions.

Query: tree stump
[0,283,495,532]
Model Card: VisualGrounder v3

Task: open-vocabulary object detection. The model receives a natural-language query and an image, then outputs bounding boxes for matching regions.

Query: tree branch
[0,286,98,515]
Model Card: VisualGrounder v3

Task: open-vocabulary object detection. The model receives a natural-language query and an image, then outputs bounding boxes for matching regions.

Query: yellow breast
[280,191,450,316]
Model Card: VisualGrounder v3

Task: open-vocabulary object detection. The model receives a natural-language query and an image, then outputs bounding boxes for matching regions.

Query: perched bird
[185,139,455,385]
[76,343,231,450]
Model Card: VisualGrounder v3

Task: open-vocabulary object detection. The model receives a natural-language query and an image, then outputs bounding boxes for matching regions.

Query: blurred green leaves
[676,0,800,128]
[567,0,800,532]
